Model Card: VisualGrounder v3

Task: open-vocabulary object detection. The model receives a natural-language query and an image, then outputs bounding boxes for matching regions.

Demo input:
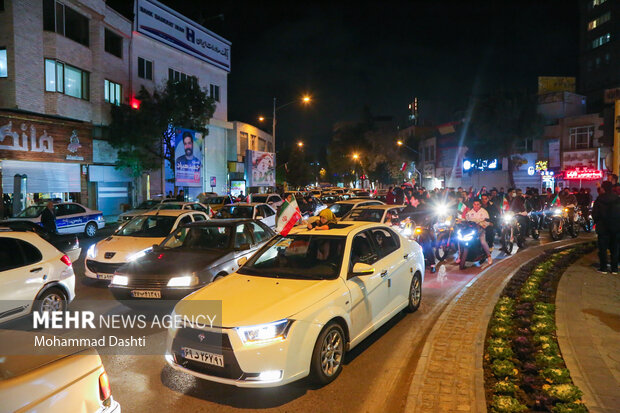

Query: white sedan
[85,209,209,280]
[13,202,105,237]
[215,203,277,229]
[0,230,75,323]
[165,222,424,387]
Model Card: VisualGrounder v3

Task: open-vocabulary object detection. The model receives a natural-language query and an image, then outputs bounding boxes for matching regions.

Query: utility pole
[614,100,619,175]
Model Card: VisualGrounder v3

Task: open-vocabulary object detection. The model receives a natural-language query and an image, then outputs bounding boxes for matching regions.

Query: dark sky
[114,0,579,153]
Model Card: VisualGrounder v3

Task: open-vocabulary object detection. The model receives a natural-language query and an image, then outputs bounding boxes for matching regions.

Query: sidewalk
[556,252,620,413]
[404,239,588,413]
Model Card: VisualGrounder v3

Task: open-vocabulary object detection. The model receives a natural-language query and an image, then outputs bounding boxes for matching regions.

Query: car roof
[226,202,267,207]
[142,209,196,217]
[289,221,390,236]
[184,218,255,226]
[347,204,405,211]
[334,199,384,205]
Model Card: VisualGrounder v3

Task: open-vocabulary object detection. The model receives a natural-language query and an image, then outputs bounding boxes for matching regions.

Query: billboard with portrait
[245,150,275,187]
[174,128,203,187]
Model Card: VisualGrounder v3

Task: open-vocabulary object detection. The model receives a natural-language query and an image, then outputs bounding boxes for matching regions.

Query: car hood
[93,236,164,262]
[119,209,149,217]
[122,250,229,277]
[179,274,340,327]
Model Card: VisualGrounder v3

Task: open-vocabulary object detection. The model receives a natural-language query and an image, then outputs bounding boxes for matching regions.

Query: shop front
[0,111,92,218]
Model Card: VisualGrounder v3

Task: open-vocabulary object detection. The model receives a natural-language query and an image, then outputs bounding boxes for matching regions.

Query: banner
[245,150,275,187]
[174,128,202,187]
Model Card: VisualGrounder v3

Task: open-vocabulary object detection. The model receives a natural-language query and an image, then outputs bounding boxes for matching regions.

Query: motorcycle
[434,212,458,261]
[456,221,489,270]
[577,206,593,233]
[528,211,541,240]
[549,207,579,241]
[499,212,525,254]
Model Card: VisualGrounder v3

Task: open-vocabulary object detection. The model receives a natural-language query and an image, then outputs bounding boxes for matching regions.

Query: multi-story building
[227,121,274,195]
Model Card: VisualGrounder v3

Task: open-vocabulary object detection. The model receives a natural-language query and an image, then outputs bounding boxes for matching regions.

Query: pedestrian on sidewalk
[41,201,57,234]
[592,181,620,274]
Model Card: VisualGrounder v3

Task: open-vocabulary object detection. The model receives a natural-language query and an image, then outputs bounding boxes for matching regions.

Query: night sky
[112,0,579,153]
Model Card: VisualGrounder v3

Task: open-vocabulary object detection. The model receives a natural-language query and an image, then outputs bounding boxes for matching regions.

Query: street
[22,227,588,413]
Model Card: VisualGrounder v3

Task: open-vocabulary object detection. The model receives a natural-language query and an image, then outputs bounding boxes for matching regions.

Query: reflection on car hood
[119,209,149,217]
[94,236,164,262]
[181,274,340,327]
[122,250,230,277]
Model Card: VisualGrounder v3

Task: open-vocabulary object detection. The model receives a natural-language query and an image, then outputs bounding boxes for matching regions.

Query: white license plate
[131,290,161,299]
[97,274,114,280]
[181,347,224,367]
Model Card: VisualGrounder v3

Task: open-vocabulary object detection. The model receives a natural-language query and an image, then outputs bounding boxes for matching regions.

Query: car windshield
[203,197,228,205]
[329,203,354,218]
[239,235,346,280]
[16,206,45,218]
[136,200,160,209]
[251,195,268,203]
[116,216,176,237]
[342,208,384,222]
[157,204,183,210]
[161,226,232,250]
[216,206,253,219]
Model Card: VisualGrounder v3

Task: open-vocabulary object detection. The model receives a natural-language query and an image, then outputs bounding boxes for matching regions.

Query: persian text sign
[565,169,603,180]
[135,0,231,71]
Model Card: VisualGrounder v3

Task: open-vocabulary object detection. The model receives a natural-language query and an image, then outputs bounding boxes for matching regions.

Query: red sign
[564,169,603,180]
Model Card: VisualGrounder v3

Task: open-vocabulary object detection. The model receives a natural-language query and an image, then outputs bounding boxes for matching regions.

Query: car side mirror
[256,215,264,220]
[152,244,162,252]
[350,262,375,277]
[237,256,248,266]
[236,243,251,251]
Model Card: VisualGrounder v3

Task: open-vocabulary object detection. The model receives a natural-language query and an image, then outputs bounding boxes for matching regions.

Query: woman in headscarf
[307,208,338,230]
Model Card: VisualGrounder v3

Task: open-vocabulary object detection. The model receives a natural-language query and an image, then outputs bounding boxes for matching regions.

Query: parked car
[0,220,81,262]
[328,199,385,218]
[249,193,284,208]
[117,199,163,223]
[84,209,209,281]
[0,331,120,412]
[154,202,213,216]
[340,205,405,226]
[12,202,105,237]
[165,222,424,387]
[110,219,275,301]
[215,203,277,229]
[199,195,234,212]
[197,192,219,202]
[0,230,75,323]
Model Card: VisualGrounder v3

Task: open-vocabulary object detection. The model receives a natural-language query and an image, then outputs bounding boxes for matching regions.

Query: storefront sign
[562,149,598,170]
[174,128,202,187]
[535,160,548,171]
[245,150,275,187]
[604,87,620,104]
[463,158,500,172]
[0,113,92,163]
[230,180,245,198]
[210,176,216,187]
[564,169,603,180]
[135,0,231,72]
[538,76,576,94]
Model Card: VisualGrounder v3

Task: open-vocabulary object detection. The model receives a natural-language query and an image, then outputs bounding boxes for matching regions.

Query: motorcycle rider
[509,188,529,238]
[559,187,578,230]
[400,197,437,273]
[480,193,499,246]
[526,188,543,231]
[457,199,493,265]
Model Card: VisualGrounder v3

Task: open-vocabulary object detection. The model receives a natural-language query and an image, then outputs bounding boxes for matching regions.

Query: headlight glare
[87,244,97,259]
[111,275,129,286]
[167,274,199,287]
[128,247,153,262]
[236,319,292,345]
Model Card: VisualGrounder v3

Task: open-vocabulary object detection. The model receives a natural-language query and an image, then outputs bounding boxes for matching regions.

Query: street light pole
[273,97,277,143]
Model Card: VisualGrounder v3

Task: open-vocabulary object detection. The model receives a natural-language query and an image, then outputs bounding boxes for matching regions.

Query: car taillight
[60,255,72,266]
[99,371,111,401]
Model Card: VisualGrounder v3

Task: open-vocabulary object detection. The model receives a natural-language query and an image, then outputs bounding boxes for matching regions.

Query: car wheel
[35,287,67,314]
[84,222,97,238]
[407,273,422,312]
[310,322,345,385]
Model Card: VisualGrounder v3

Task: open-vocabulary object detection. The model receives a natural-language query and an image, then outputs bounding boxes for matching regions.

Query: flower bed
[483,243,595,412]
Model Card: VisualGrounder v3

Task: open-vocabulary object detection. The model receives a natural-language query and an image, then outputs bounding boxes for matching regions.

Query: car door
[0,237,49,322]
[233,223,254,261]
[55,204,86,235]
[173,214,193,231]
[344,230,388,342]
[261,204,277,228]
[192,213,207,222]
[369,227,411,313]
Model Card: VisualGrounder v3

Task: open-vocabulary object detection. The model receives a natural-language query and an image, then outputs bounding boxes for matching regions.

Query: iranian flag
[401,162,408,172]
[276,195,302,236]
[551,193,561,206]
[457,201,469,218]
[502,196,510,212]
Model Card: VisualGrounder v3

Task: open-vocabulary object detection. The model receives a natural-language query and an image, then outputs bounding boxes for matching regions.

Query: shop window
[138,57,153,80]
[104,79,122,105]
[0,48,7,78]
[44,58,89,100]
[43,0,89,47]
[210,84,220,102]
[104,29,123,58]
[569,126,594,149]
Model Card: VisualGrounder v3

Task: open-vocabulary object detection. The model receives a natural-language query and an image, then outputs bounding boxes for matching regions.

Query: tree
[108,79,216,188]
[468,90,544,187]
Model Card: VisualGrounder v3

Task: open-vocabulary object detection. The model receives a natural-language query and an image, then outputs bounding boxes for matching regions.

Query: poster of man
[175,129,203,187]
[246,150,275,187]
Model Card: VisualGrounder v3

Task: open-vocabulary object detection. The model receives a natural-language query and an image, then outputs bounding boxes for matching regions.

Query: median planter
[483,243,595,412]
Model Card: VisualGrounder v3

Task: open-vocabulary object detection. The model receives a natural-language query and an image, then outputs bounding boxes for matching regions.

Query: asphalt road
[5,225,595,412]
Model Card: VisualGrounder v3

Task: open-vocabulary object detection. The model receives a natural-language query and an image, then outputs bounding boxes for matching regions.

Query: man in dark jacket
[480,193,499,246]
[41,201,57,234]
[592,181,620,274]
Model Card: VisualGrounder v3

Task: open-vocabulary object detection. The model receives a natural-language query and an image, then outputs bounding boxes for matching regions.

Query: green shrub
[492,359,518,379]
[531,320,554,334]
[540,367,572,384]
[533,334,554,345]
[540,341,560,356]
[491,325,513,338]
[493,380,518,395]
[491,395,528,412]
[488,345,514,360]
[535,352,564,368]
[543,384,583,403]
[552,402,588,413]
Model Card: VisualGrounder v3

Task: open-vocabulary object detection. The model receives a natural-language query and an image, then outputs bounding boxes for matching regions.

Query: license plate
[131,290,161,299]
[181,347,224,367]
[97,274,113,280]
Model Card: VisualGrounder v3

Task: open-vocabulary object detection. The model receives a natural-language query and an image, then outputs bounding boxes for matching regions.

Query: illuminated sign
[535,161,548,171]
[527,166,535,176]
[564,169,603,180]
[463,158,500,172]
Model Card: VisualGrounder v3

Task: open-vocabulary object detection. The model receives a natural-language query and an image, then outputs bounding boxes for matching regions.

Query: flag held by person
[276,195,302,236]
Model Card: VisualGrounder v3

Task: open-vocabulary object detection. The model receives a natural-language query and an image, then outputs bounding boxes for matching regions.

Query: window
[350,232,379,267]
[592,33,611,49]
[249,222,269,244]
[192,214,206,222]
[138,57,153,80]
[588,12,611,31]
[591,0,607,8]
[605,53,611,64]
[179,216,192,226]
[517,137,534,152]
[258,138,266,152]
[0,48,7,78]
[239,132,248,161]
[104,29,122,58]
[42,0,89,47]
[370,228,400,258]
[569,126,595,149]
[260,205,275,217]
[251,135,256,149]
[235,224,252,248]
[267,142,273,152]
[210,84,220,102]
[17,240,43,265]
[0,238,24,271]
[56,204,85,216]
[45,59,89,99]
[104,79,121,105]
[168,68,197,86]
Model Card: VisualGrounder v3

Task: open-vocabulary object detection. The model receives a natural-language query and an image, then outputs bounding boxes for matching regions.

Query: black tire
[570,222,579,238]
[35,287,67,314]
[434,234,449,261]
[407,273,422,312]
[310,322,346,385]
[84,222,98,238]
[501,230,513,255]
[459,249,467,270]
[550,220,561,241]
[583,219,592,233]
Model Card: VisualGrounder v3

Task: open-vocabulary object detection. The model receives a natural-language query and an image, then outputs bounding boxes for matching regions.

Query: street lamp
[270,95,311,142]
[396,140,421,183]
[297,141,304,148]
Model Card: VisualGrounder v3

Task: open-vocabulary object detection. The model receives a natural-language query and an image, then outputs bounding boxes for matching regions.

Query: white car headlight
[457,229,475,242]
[87,244,97,259]
[127,247,153,262]
[435,204,447,216]
[502,212,514,223]
[111,275,129,286]
[236,319,292,345]
[167,274,199,287]
[553,208,563,215]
